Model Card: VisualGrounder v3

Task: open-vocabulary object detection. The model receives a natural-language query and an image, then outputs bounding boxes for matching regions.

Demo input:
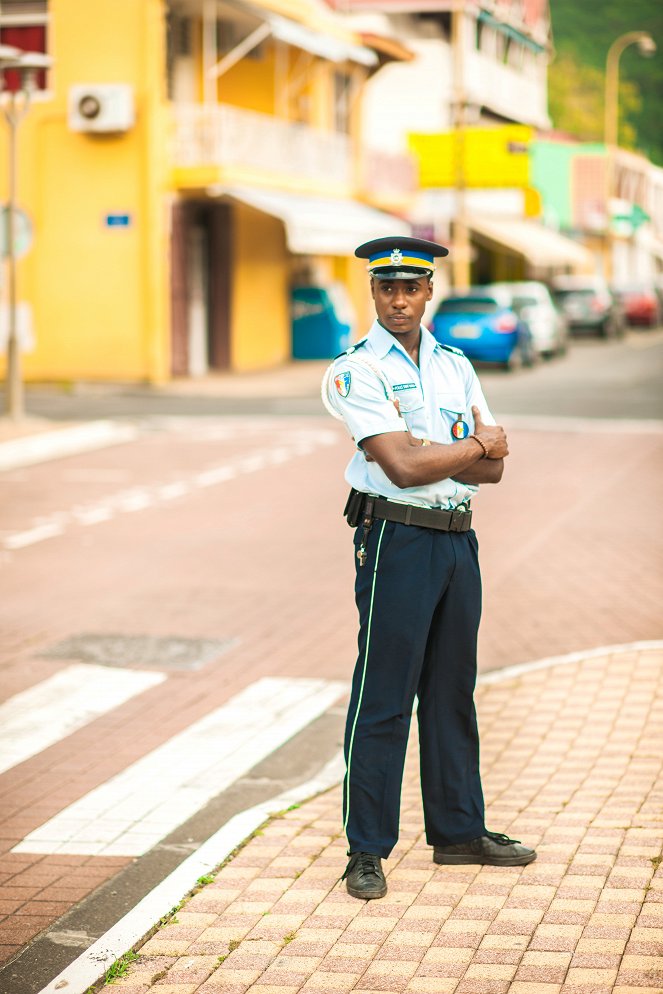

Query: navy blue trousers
[343,519,486,858]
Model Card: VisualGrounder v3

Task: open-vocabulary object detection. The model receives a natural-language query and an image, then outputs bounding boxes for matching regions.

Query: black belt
[346,488,472,533]
[372,497,472,532]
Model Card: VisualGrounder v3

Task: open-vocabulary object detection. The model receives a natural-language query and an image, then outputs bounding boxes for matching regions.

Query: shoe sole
[346,882,388,900]
[433,851,537,867]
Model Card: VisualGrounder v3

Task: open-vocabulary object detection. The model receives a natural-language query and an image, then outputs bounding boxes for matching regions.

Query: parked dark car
[612,283,661,328]
[430,287,536,369]
[551,276,625,338]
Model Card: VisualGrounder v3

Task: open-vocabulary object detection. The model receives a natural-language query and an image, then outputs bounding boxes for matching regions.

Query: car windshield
[553,289,595,301]
[512,296,539,309]
[438,298,499,314]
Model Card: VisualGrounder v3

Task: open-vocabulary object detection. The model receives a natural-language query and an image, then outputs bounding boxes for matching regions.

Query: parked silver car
[492,281,569,357]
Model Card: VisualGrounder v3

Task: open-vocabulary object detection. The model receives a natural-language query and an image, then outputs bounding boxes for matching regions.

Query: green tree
[548,51,642,149]
[549,0,663,164]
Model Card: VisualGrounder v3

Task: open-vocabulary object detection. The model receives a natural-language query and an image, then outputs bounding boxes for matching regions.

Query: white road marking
[0,420,139,472]
[113,490,154,513]
[71,506,114,526]
[2,428,338,552]
[14,676,348,857]
[0,665,165,777]
[156,481,191,501]
[4,521,65,549]
[36,750,346,994]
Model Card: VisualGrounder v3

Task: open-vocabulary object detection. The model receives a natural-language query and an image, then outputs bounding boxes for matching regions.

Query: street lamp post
[603,31,656,282]
[1,51,52,422]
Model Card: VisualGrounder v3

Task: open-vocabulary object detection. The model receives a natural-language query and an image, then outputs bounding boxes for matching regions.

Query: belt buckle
[450,503,469,532]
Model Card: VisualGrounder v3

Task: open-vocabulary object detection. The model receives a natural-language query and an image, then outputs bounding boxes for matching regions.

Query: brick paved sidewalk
[107,645,663,994]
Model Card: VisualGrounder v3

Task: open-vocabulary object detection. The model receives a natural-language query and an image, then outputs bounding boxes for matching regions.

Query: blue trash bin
[291,285,352,359]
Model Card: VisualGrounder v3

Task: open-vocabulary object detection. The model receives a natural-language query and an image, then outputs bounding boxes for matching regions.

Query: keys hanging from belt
[357,496,375,567]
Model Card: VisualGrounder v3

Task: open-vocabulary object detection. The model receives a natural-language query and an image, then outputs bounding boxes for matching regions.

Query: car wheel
[503,346,523,372]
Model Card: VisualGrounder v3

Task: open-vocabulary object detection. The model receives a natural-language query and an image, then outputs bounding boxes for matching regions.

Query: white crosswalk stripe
[13,676,348,857]
[2,428,338,551]
[0,665,165,776]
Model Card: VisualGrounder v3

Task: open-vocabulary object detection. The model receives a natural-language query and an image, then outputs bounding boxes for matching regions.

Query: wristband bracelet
[469,433,488,458]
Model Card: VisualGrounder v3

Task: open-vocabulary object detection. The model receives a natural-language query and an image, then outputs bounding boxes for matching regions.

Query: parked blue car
[430,286,536,368]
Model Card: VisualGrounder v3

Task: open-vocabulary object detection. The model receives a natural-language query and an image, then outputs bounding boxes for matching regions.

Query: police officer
[324,236,536,901]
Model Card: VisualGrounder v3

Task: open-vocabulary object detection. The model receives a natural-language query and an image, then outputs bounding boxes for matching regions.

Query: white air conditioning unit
[68,84,135,133]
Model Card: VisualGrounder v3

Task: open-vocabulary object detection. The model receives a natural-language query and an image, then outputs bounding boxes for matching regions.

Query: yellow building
[0,0,412,383]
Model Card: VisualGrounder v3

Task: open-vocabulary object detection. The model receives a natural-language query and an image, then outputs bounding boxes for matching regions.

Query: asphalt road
[3,328,663,423]
[479,329,663,421]
[0,326,662,992]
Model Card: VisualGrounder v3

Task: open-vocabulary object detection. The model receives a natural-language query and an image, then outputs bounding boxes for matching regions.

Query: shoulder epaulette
[334,339,367,360]
[439,343,465,357]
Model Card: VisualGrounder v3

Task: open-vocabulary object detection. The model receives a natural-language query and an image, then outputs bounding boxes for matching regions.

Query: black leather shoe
[433,831,536,867]
[342,851,387,900]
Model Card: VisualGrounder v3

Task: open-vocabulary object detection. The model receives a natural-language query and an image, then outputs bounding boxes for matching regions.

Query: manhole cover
[40,634,237,671]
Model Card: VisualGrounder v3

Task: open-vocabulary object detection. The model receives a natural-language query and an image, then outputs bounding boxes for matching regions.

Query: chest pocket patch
[437,392,468,436]
[393,384,424,413]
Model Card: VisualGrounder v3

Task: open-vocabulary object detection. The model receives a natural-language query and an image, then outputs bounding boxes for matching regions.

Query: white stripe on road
[2,429,338,551]
[0,665,165,777]
[4,521,66,549]
[0,420,139,472]
[14,676,348,857]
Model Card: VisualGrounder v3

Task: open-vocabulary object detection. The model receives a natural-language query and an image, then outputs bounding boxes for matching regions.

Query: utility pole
[1,50,51,421]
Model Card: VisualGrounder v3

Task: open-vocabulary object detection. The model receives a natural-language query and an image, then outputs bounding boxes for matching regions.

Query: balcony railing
[171,102,353,188]
[465,51,550,130]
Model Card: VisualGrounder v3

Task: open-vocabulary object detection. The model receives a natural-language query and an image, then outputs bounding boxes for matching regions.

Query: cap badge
[390,248,403,265]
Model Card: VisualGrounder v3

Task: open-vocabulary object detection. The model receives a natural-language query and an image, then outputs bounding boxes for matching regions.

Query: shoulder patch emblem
[334,371,352,398]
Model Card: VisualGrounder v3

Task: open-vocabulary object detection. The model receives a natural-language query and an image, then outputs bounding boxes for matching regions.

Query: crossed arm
[361,405,507,490]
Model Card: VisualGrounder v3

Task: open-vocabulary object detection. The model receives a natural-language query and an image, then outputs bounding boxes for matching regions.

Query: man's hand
[472,406,509,459]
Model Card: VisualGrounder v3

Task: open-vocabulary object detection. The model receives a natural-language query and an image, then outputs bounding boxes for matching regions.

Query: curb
[0,420,139,472]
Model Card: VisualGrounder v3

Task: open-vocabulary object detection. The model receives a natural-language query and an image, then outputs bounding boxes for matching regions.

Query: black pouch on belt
[343,487,365,527]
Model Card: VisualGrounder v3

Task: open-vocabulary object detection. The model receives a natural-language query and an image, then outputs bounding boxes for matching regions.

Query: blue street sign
[105,213,132,228]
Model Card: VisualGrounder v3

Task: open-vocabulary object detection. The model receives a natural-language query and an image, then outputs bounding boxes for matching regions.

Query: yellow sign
[408,125,532,189]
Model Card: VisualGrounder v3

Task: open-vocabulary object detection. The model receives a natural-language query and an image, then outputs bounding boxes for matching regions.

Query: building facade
[0,0,412,383]
[335,0,594,292]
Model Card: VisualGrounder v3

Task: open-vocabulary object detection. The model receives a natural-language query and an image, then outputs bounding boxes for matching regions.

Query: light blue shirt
[328,320,497,509]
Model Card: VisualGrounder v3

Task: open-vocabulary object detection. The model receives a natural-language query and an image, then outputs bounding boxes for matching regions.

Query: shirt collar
[367,320,438,367]
[367,320,398,359]
[419,326,440,369]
